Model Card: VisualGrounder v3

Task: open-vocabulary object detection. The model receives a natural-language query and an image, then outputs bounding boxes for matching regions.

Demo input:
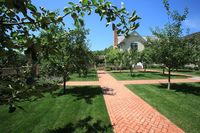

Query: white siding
[119,35,145,52]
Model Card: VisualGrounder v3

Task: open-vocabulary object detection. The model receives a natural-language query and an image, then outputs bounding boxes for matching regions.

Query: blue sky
[32,0,200,51]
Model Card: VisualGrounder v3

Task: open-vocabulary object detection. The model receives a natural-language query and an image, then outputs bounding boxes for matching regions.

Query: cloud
[183,19,200,30]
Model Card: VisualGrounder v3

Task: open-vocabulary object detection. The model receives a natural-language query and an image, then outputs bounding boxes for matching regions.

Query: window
[130,42,138,51]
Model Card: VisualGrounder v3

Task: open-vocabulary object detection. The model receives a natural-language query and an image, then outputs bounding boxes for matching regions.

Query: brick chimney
[113,29,118,48]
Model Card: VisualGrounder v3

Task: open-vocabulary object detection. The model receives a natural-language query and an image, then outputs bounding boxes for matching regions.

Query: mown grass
[174,70,200,77]
[150,68,200,77]
[127,83,200,133]
[69,70,98,81]
[110,71,188,80]
[0,86,112,133]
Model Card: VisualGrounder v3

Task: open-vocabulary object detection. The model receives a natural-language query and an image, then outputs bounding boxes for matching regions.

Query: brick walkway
[65,71,200,132]
[98,70,184,133]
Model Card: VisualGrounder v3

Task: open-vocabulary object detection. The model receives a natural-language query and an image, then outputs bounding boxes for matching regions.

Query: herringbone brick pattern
[98,70,184,133]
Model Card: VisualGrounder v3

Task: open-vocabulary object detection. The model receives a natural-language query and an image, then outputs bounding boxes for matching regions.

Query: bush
[36,76,63,86]
[105,66,112,71]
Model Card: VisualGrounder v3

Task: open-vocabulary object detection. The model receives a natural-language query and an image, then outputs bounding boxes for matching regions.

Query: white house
[113,30,148,69]
[113,30,146,52]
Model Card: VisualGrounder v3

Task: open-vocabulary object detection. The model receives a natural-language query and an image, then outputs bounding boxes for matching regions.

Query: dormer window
[130,42,138,51]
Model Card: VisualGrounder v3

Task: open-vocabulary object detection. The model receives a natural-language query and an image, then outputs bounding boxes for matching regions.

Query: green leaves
[79,19,84,26]
[112,23,116,30]
[55,16,62,23]
[71,12,78,19]
[81,0,88,5]
[92,0,97,5]
[27,4,37,12]
[64,7,70,14]
[68,2,75,6]
[48,12,56,18]
[130,23,139,31]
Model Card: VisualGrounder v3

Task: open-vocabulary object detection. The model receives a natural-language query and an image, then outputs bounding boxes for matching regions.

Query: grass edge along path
[127,83,200,133]
[110,70,189,80]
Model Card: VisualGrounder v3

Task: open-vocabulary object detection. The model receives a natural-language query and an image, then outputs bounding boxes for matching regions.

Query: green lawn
[0,86,112,133]
[127,83,200,133]
[110,71,188,80]
[69,71,98,81]
[173,70,200,77]
[150,68,200,77]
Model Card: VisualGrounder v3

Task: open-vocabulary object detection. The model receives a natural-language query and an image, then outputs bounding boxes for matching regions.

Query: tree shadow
[130,72,187,78]
[53,86,102,104]
[158,83,200,96]
[176,70,193,72]
[69,74,97,80]
[48,116,113,133]
[111,71,130,73]
[102,87,116,96]
[0,77,60,111]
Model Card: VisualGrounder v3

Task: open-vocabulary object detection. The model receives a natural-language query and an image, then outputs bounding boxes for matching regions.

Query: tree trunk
[130,66,133,76]
[31,63,39,78]
[162,67,165,75]
[63,71,67,94]
[120,63,122,72]
[167,68,171,90]
[15,67,20,77]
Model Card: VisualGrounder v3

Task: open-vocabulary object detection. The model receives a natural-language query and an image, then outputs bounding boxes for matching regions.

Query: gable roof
[118,31,146,45]
[118,36,125,44]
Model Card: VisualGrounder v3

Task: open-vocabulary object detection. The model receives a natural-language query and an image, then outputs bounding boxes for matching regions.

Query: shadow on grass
[113,71,187,79]
[53,86,102,104]
[177,70,200,75]
[111,71,131,74]
[48,116,113,133]
[69,74,97,79]
[158,83,200,96]
[129,72,169,79]
[0,78,59,106]
[176,70,193,72]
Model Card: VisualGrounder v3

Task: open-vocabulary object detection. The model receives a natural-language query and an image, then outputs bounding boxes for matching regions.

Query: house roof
[117,31,146,45]
[118,36,125,44]
[143,36,158,41]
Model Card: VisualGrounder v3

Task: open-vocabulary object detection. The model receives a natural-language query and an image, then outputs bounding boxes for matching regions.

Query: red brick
[97,71,185,133]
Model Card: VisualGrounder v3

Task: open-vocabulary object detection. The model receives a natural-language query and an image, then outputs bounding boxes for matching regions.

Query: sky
[32,0,200,51]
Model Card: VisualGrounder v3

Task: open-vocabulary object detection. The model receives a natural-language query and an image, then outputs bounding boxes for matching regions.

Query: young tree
[122,49,139,76]
[185,33,200,69]
[139,43,155,71]
[105,48,119,69]
[152,0,189,90]
[40,26,91,93]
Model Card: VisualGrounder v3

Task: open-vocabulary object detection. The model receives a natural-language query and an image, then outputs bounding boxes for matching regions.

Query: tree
[0,0,141,110]
[40,26,91,93]
[122,49,139,76]
[1,0,141,80]
[1,0,140,51]
[1,0,141,88]
[139,41,155,71]
[105,48,118,68]
[151,0,189,90]
[184,32,200,70]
